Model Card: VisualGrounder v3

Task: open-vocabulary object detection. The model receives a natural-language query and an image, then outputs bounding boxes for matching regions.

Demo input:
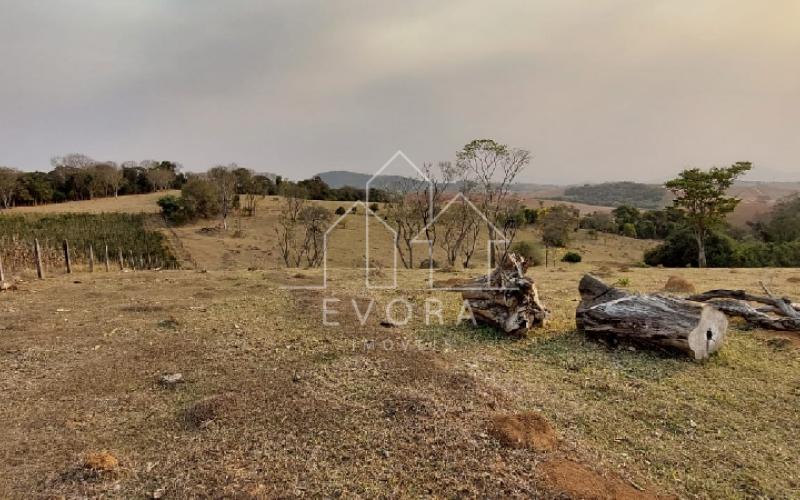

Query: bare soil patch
[489,411,557,452]
[540,459,658,500]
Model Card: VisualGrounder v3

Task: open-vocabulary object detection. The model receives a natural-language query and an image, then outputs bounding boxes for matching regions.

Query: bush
[621,223,637,238]
[335,206,346,216]
[734,240,800,267]
[510,241,545,266]
[369,203,380,213]
[181,177,220,219]
[644,228,738,268]
[157,195,187,223]
[561,251,582,263]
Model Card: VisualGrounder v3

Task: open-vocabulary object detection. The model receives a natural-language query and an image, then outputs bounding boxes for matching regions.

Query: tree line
[0,154,191,208]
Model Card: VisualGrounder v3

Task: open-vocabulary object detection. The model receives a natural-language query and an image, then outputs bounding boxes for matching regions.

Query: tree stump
[460,253,549,337]
[576,275,727,360]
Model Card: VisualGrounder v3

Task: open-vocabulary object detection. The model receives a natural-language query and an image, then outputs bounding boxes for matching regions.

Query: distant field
[5,191,179,214]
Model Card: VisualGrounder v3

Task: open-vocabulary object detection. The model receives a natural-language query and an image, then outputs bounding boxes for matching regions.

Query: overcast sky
[1,1,798,183]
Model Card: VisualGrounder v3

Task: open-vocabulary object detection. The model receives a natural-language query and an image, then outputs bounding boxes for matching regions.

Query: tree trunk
[459,253,549,337]
[696,233,707,268]
[576,275,727,360]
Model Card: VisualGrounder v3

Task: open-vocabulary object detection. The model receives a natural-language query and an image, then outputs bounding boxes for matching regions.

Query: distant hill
[549,182,668,209]
[316,170,416,189]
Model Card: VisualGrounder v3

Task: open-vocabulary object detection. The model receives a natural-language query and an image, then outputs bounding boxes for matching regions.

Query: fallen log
[687,286,800,331]
[460,253,549,337]
[576,275,727,360]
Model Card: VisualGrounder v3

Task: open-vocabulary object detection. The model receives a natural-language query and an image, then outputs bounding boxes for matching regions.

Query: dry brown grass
[5,191,177,214]
[1,195,799,498]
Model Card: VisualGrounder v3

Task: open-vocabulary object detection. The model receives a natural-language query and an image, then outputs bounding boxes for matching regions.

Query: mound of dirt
[663,276,696,294]
[82,451,119,472]
[540,459,657,500]
[182,394,236,429]
[488,411,557,452]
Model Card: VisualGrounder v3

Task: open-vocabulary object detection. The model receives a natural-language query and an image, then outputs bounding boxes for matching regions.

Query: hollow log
[576,275,727,360]
[459,253,549,337]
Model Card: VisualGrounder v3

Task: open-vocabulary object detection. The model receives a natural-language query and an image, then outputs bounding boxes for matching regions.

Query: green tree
[621,222,637,239]
[664,162,751,267]
[759,195,800,243]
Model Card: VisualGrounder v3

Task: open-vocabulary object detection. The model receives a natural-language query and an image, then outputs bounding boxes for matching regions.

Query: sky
[1,0,798,184]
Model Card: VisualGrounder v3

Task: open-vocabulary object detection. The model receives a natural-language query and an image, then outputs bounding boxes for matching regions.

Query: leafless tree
[92,162,123,197]
[208,165,237,230]
[299,205,333,267]
[146,164,177,192]
[0,167,20,209]
[436,196,481,267]
[382,162,455,269]
[275,186,307,266]
[457,139,530,264]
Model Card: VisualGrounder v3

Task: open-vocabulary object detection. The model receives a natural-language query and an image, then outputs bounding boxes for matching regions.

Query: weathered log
[460,253,549,337]
[576,275,727,360]
[687,287,800,331]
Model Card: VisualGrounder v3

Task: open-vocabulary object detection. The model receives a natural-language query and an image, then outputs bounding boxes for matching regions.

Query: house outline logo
[282,200,399,290]
[364,150,433,289]
[410,192,512,291]
[283,150,430,290]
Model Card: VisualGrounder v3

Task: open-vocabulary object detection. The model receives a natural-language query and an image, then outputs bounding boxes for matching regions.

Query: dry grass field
[1,194,799,498]
[6,191,179,214]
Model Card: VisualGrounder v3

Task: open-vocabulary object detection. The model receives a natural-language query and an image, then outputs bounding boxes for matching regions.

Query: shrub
[621,223,637,238]
[157,195,187,223]
[181,177,220,219]
[561,251,582,263]
[369,203,380,213]
[644,228,737,268]
[335,206,346,216]
[734,240,800,267]
[510,241,545,266]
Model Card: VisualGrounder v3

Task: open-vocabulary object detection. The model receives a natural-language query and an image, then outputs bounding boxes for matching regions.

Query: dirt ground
[1,264,798,498]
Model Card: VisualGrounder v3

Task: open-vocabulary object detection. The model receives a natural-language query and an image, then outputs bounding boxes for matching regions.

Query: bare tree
[275,186,307,266]
[457,139,530,264]
[382,162,454,269]
[299,205,333,267]
[0,167,20,209]
[437,196,481,267]
[92,162,123,197]
[208,165,237,230]
[146,164,177,192]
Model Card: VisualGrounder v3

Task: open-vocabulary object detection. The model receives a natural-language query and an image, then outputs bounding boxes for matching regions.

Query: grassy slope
[5,191,179,214]
[0,267,798,497]
[2,193,799,497]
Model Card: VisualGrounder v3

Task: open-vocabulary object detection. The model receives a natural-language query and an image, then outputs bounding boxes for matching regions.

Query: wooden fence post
[34,239,44,279]
[88,245,95,273]
[0,253,5,283]
[104,245,110,272]
[118,249,124,271]
[63,239,72,274]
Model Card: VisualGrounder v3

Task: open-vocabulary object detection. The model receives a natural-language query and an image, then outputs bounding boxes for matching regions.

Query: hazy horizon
[1,1,798,184]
